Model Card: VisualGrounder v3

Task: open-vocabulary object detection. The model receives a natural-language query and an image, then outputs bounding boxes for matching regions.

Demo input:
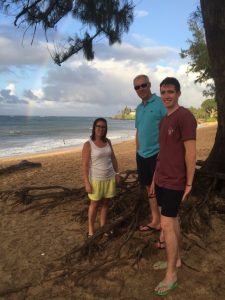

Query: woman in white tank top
[82,118,120,237]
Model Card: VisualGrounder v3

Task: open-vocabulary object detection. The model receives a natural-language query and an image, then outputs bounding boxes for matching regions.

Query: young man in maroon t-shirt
[152,77,197,296]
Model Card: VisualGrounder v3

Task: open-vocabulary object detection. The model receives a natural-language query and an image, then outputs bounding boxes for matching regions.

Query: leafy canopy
[0,0,134,65]
[180,6,215,97]
[189,98,217,121]
[201,99,217,117]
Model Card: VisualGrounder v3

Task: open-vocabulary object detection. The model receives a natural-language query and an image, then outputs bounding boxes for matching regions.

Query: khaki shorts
[88,177,116,201]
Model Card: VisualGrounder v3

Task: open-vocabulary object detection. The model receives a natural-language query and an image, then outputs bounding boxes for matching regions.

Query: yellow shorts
[88,177,116,201]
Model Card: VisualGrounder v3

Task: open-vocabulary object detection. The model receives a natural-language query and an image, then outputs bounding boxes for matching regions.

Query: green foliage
[188,98,217,122]
[180,6,215,97]
[189,106,207,120]
[113,106,135,119]
[201,99,217,118]
[120,114,135,120]
[121,106,131,115]
[0,0,134,65]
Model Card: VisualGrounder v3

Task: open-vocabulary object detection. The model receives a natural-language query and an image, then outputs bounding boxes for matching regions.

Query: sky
[0,0,204,117]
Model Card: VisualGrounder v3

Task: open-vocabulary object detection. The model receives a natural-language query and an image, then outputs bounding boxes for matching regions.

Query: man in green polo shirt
[134,74,166,236]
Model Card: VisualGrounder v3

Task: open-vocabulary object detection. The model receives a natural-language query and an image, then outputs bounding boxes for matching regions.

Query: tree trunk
[200,0,225,173]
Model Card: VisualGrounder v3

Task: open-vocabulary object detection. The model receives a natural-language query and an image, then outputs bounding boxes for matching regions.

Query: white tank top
[89,139,115,180]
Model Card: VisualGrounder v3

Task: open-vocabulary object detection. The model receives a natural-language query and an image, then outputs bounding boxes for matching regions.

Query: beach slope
[1,123,225,300]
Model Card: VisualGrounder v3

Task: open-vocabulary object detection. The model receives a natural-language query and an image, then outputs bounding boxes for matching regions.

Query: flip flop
[154,281,178,296]
[87,233,94,238]
[153,260,167,270]
[139,225,160,232]
[153,260,182,270]
[155,239,166,249]
[104,230,114,237]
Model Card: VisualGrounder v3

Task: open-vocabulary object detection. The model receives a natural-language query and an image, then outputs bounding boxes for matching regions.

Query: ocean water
[0,116,135,158]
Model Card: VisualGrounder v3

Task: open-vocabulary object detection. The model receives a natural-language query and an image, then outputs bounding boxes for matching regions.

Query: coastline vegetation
[189,98,217,123]
[113,99,217,123]
[113,106,135,120]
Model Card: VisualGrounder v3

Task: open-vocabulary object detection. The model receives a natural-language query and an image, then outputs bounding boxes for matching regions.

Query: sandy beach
[0,122,217,192]
[1,122,225,300]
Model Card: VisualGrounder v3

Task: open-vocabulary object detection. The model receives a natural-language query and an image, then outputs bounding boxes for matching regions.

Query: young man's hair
[160,77,181,92]
[91,117,108,142]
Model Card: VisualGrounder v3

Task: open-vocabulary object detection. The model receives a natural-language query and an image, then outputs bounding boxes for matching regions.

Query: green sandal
[153,260,167,270]
[153,260,182,270]
[154,281,178,296]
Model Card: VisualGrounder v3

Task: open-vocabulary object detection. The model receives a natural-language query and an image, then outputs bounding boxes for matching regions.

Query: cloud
[0,20,206,116]
[0,49,206,116]
[0,23,177,67]
[41,64,102,103]
[20,53,205,115]
[23,89,39,100]
[150,64,206,108]
[0,88,28,104]
[0,66,12,74]
[6,83,16,94]
[0,24,50,66]
[135,10,149,17]
[94,42,177,63]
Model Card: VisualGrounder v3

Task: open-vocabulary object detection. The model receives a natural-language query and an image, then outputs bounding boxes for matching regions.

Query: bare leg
[100,199,109,227]
[159,207,164,241]
[146,185,160,229]
[88,200,99,235]
[157,207,166,249]
[174,217,182,267]
[155,215,182,265]
[148,196,161,228]
[155,215,178,293]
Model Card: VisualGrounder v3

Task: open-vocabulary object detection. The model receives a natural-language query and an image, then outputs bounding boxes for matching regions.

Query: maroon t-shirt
[155,106,197,190]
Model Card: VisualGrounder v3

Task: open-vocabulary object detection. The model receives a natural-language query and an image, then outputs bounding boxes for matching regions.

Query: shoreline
[0,121,217,165]
[0,121,217,194]
[0,135,136,161]
[0,144,84,163]
[0,115,135,161]
[0,138,136,164]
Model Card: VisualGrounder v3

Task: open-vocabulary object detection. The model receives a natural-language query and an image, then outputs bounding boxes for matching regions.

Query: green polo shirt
[135,94,166,158]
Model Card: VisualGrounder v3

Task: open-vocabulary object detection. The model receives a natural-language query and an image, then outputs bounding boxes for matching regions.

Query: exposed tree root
[0,165,225,297]
[0,160,41,176]
[0,283,31,298]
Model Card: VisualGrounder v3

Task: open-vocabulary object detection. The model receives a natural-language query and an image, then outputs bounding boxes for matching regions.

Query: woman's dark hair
[90,117,108,141]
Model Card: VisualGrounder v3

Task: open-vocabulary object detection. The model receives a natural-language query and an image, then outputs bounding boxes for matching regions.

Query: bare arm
[149,153,159,196]
[108,139,120,184]
[182,139,196,201]
[82,141,92,193]
[136,129,139,152]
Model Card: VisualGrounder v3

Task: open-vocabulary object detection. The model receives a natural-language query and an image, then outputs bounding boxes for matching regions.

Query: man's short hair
[160,77,181,92]
[133,74,150,84]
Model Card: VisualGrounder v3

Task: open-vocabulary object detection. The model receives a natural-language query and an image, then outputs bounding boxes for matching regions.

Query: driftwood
[0,283,31,298]
[0,160,41,176]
